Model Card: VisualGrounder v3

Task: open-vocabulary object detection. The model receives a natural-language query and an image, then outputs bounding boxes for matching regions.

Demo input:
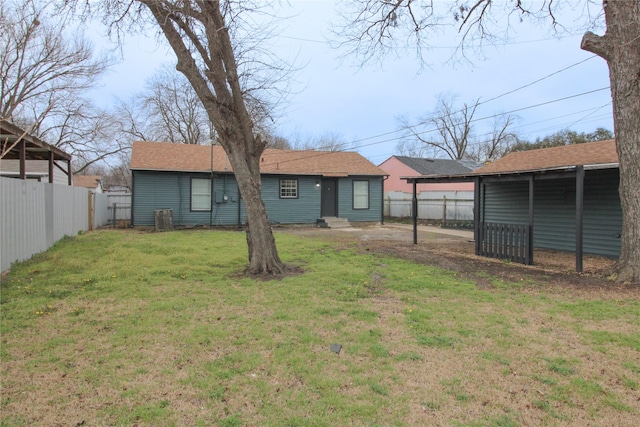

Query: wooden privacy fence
[479,222,531,265]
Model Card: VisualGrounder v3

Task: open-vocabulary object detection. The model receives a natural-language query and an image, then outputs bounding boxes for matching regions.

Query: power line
[265,87,611,168]
[367,109,613,163]
[342,55,602,146]
[277,33,582,49]
[479,56,598,105]
[365,87,610,147]
[566,103,612,129]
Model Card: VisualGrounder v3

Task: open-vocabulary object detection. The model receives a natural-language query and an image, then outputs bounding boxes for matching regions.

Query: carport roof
[0,120,71,161]
[403,140,618,183]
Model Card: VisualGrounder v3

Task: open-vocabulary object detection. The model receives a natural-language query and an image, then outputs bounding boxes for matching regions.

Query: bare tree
[289,131,353,152]
[398,94,516,161]
[336,0,640,283]
[466,114,519,162]
[82,152,132,189]
[0,0,108,125]
[141,65,214,144]
[45,99,130,174]
[260,132,291,150]
[0,0,124,170]
[82,0,293,274]
[115,64,280,147]
[395,135,431,158]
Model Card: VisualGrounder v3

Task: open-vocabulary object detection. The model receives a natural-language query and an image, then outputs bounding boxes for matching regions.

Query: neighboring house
[74,175,104,193]
[404,140,620,270]
[378,156,481,194]
[0,120,72,185]
[130,141,388,228]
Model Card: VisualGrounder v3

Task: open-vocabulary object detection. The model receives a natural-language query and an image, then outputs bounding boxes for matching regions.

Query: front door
[321,178,337,217]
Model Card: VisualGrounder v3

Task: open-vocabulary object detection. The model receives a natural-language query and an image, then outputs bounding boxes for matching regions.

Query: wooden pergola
[0,120,72,185]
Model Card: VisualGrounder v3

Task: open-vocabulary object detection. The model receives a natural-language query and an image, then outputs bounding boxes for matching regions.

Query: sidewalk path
[383,223,474,240]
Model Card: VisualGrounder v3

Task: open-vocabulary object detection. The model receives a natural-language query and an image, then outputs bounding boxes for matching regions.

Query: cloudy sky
[91,0,613,165]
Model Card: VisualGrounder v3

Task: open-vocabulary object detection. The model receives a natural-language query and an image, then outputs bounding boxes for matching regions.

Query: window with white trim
[191,178,211,211]
[280,179,298,198]
[353,180,369,209]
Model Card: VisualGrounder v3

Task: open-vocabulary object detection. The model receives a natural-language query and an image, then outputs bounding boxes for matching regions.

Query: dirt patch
[243,264,305,282]
[275,224,639,297]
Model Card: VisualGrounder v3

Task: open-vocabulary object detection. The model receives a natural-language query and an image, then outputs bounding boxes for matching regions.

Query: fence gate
[479,222,531,265]
[107,193,132,228]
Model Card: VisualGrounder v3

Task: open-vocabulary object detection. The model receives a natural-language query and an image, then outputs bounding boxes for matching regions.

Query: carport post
[412,180,418,244]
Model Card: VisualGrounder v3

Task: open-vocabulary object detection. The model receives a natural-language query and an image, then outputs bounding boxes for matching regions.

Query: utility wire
[264,87,611,168]
[342,55,601,146]
[478,56,598,106]
[367,110,613,163]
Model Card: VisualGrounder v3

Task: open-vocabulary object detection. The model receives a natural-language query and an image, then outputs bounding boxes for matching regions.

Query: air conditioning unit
[154,209,173,231]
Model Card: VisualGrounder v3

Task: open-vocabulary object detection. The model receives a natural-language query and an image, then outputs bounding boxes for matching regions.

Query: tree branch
[581,31,611,61]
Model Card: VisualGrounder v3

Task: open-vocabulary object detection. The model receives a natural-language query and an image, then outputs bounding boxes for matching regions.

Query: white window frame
[191,178,211,211]
[353,180,369,210]
[280,179,298,199]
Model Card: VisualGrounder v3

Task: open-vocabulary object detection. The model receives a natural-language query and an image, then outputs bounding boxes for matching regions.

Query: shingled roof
[74,175,102,190]
[474,140,618,175]
[130,141,387,177]
[394,156,481,175]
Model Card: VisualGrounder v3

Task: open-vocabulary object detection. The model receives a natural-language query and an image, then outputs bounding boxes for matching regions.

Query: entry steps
[317,217,351,229]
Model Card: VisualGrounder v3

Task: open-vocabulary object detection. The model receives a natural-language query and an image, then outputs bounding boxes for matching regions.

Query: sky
[90,0,614,166]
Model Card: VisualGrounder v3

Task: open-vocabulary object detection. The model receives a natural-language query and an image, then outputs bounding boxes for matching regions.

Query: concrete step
[318,217,351,229]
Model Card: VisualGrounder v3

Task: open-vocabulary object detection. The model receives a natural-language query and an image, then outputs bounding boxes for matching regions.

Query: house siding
[133,171,244,227]
[261,175,321,224]
[338,176,383,222]
[482,169,621,257]
[134,171,384,226]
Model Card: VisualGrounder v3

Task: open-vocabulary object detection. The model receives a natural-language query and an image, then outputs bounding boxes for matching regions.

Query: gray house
[404,140,621,271]
[130,141,387,228]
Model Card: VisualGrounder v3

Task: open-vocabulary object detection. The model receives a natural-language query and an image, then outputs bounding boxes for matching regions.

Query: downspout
[381,175,388,225]
[412,180,418,244]
[237,182,242,228]
[178,173,183,227]
[131,172,136,227]
[527,174,534,265]
[210,143,214,227]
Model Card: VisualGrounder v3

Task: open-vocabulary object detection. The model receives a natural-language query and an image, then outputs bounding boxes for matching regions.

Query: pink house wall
[378,156,475,193]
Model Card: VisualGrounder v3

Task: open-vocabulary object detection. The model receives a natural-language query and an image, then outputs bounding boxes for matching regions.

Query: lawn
[1,229,639,426]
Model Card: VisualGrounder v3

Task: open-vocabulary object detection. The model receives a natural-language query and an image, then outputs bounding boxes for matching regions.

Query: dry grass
[1,229,639,426]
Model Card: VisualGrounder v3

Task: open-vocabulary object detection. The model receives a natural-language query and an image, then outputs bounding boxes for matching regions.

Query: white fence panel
[93,193,110,228]
[52,184,89,242]
[385,191,474,221]
[1,178,48,272]
[1,177,109,273]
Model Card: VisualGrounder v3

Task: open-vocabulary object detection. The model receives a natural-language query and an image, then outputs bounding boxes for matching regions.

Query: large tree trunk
[582,0,640,283]
[140,0,287,275]
[225,142,286,275]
